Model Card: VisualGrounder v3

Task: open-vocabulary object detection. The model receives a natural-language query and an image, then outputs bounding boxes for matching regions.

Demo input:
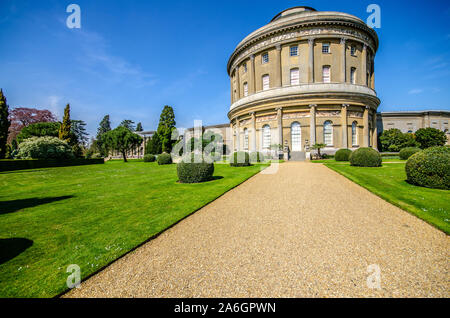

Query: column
[372,113,378,150]
[276,107,283,146]
[308,38,315,83]
[274,45,282,87]
[342,104,348,148]
[341,38,346,83]
[251,112,256,151]
[249,54,256,94]
[235,119,240,151]
[361,44,367,86]
[363,106,369,147]
[235,66,240,100]
[309,104,316,145]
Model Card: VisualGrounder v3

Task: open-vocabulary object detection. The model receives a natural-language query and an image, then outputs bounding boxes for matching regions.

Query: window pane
[262,75,270,90]
[290,68,299,85]
[323,66,331,83]
[263,125,271,149]
[291,122,301,151]
[350,68,356,84]
[244,128,249,149]
[290,46,298,56]
[324,121,333,146]
[243,83,248,97]
[352,122,357,145]
[322,43,330,53]
[262,53,269,64]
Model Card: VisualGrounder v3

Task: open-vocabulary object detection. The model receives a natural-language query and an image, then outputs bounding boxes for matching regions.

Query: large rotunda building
[227,6,380,158]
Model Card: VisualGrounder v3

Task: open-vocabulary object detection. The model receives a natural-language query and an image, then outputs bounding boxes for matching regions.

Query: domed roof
[271,6,317,22]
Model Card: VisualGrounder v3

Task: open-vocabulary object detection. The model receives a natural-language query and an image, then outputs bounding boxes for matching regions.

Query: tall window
[350,46,356,56]
[366,72,370,86]
[322,66,331,83]
[262,125,271,149]
[291,122,301,151]
[290,45,298,56]
[350,67,356,84]
[322,43,330,53]
[290,68,299,85]
[262,52,269,64]
[243,82,248,97]
[243,63,247,73]
[352,121,357,146]
[244,128,249,150]
[262,74,270,90]
[323,121,333,146]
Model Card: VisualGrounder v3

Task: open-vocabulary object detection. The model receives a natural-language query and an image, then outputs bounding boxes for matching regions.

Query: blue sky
[1,0,449,137]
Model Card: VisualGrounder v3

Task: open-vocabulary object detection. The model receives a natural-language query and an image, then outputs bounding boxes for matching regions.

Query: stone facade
[227,6,380,158]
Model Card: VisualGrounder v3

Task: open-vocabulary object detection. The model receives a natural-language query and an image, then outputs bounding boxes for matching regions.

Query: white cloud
[408,88,424,95]
[47,95,63,118]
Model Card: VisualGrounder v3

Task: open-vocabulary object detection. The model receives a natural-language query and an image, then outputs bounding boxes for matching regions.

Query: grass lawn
[323,162,449,234]
[0,161,267,297]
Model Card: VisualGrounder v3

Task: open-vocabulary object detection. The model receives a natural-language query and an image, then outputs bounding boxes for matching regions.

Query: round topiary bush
[399,147,421,160]
[405,146,450,190]
[349,147,382,167]
[177,155,214,183]
[16,136,74,160]
[143,154,156,162]
[335,149,352,161]
[249,151,264,163]
[157,153,172,165]
[230,151,250,167]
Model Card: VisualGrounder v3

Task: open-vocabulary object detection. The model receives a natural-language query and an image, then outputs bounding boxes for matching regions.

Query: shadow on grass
[0,238,33,265]
[0,195,74,215]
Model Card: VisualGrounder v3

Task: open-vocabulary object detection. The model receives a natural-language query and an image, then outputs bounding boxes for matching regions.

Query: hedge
[399,147,421,160]
[249,151,264,163]
[0,159,104,172]
[157,153,172,165]
[349,147,382,167]
[335,149,352,161]
[230,151,250,167]
[405,146,450,190]
[143,154,156,162]
[177,155,214,183]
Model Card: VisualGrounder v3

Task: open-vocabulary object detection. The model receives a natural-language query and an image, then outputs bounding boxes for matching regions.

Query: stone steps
[290,151,306,161]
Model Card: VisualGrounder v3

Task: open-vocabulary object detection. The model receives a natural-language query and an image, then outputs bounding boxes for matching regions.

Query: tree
[71,120,88,146]
[120,119,135,131]
[0,89,11,159]
[59,104,72,144]
[157,105,176,153]
[145,132,162,155]
[8,107,57,143]
[16,122,61,143]
[103,126,143,162]
[96,115,111,157]
[136,122,143,132]
[415,127,447,149]
[311,143,327,159]
[379,128,419,152]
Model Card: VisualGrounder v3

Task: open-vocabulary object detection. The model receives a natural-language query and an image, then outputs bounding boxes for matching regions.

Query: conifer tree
[136,122,143,132]
[156,105,176,153]
[0,89,11,159]
[58,104,72,144]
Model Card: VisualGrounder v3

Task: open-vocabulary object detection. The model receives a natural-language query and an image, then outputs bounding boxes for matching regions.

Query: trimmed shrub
[415,127,447,149]
[335,149,352,161]
[177,155,214,183]
[143,154,156,162]
[399,147,421,160]
[157,152,172,165]
[349,147,382,167]
[230,151,250,167]
[249,151,264,163]
[16,136,74,160]
[405,146,450,190]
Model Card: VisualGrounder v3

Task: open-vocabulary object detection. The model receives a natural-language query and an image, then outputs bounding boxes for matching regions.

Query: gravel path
[66,162,449,298]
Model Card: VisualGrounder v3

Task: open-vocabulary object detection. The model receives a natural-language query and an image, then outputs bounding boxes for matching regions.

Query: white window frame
[352,121,358,146]
[262,74,270,91]
[290,68,299,85]
[290,45,298,57]
[322,43,330,54]
[262,52,269,64]
[262,125,271,149]
[243,82,248,97]
[244,128,249,150]
[322,66,331,83]
[323,121,333,146]
[291,122,301,151]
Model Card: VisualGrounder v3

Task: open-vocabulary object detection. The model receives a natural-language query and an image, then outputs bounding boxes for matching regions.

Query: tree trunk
[122,151,127,162]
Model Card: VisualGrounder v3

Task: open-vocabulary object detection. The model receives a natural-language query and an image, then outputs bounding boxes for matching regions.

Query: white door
[291,122,301,151]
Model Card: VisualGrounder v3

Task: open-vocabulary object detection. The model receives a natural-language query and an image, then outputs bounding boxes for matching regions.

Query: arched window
[323,121,333,146]
[262,74,270,90]
[244,128,249,150]
[350,67,356,84]
[290,68,299,85]
[262,125,271,149]
[322,66,331,83]
[352,121,357,146]
[243,82,248,97]
[291,122,301,151]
